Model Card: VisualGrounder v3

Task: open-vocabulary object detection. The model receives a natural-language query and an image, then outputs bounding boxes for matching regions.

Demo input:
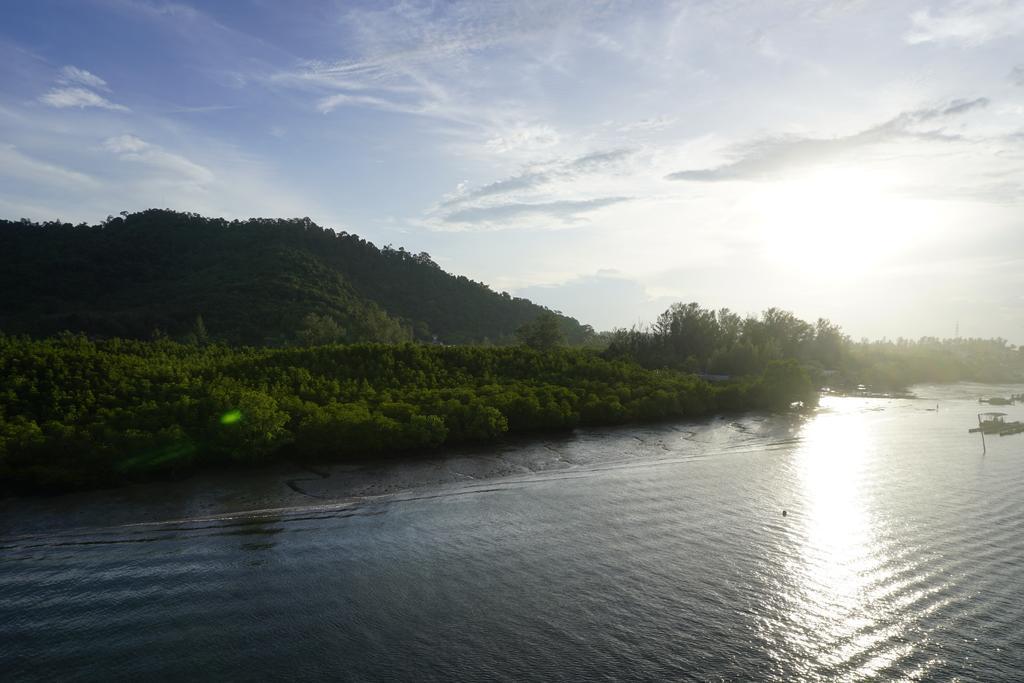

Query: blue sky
[2,0,1023,339]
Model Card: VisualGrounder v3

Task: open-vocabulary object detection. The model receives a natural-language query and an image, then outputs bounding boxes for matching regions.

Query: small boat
[969,412,1024,435]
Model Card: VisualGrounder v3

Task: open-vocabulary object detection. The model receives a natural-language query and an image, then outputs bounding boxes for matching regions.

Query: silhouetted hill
[0,210,594,345]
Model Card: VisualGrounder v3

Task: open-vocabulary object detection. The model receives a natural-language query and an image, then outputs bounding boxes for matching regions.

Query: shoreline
[0,415,775,537]
[5,382,1018,537]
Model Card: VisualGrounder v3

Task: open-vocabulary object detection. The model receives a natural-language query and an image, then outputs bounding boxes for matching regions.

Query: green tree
[756,359,817,411]
[516,311,565,351]
[193,315,209,345]
[298,313,347,345]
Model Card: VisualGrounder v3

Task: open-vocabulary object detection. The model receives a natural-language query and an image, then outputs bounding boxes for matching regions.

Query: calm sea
[3,384,1024,681]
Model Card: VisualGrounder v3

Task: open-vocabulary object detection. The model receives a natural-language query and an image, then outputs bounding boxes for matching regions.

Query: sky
[2,0,1023,341]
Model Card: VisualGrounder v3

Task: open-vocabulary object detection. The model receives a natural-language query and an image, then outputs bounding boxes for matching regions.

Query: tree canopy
[516,311,566,351]
[0,210,593,346]
[0,335,816,494]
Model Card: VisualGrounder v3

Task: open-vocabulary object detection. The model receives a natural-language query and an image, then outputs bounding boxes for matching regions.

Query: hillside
[0,210,594,345]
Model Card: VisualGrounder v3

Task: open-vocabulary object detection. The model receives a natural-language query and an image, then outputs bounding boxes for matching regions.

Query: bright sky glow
[2,1,1023,339]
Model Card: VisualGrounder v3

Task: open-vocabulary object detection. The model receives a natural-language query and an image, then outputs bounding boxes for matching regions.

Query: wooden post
[979,413,986,454]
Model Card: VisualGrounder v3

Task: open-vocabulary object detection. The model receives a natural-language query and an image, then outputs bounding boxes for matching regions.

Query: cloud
[617,116,677,133]
[316,92,403,114]
[905,0,1024,45]
[442,197,630,227]
[444,148,635,207]
[427,147,636,231]
[39,65,129,111]
[0,144,99,188]
[103,134,214,184]
[567,148,634,172]
[667,98,990,182]
[936,97,989,116]
[57,65,110,91]
[269,1,613,154]
[103,135,148,154]
[484,124,561,153]
[447,172,550,204]
[1012,65,1024,86]
[40,87,130,111]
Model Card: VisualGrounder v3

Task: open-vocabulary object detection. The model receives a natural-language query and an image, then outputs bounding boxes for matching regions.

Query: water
[3,384,1024,681]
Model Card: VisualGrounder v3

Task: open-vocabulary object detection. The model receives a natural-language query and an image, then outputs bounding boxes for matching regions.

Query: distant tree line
[603,302,1024,390]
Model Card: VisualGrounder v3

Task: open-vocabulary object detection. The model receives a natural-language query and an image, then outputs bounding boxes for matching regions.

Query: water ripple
[3,386,1024,680]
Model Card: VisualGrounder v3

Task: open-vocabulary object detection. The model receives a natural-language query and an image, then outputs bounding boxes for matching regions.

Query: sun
[750,165,923,280]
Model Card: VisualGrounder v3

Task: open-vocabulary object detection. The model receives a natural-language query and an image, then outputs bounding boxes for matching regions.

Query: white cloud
[441,197,631,228]
[58,65,110,91]
[485,124,561,154]
[269,0,610,157]
[905,0,1024,45]
[103,134,214,184]
[666,98,993,183]
[39,87,130,111]
[617,116,678,134]
[104,134,151,154]
[442,148,635,207]
[423,147,641,232]
[316,92,400,114]
[0,144,99,188]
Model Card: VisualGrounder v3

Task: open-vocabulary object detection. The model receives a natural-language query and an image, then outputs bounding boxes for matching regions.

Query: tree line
[603,302,1024,390]
[0,335,815,493]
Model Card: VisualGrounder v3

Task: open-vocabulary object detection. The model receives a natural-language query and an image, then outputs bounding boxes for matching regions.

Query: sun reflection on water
[773,399,910,677]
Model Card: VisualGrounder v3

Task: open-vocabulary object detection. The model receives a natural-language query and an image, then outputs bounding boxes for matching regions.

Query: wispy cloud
[104,134,213,184]
[423,147,638,231]
[667,98,991,182]
[443,148,635,207]
[617,116,678,134]
[905,0,1024,45]
[57,65,110,90]
[40,86,130,111]
[1011,65,1024,86]
[445,172,550,205]
[39,65,129,111]
[315,91,406,114]
[442,197,631,227]
[269,1,617,158]
[0,144,99,188]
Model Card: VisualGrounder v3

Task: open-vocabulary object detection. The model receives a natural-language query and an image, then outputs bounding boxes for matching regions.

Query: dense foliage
[0,335,816,493]
[3,209,1019,495]
[0,210,593,346]
[846,337,1024,388]
[516,311,566,351]
[605,302,1024,390]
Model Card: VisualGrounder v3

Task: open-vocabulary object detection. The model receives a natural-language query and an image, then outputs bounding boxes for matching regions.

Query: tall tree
[516,311,565,351]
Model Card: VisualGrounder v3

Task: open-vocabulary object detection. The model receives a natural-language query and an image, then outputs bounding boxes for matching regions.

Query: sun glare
[779,401,884,668]
[752,166,920,279]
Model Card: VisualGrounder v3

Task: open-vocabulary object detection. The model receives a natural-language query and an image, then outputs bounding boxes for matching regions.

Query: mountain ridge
[0,209,594,346]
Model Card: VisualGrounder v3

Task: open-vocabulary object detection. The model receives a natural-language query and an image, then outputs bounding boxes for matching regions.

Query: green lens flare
[220,409,243,425]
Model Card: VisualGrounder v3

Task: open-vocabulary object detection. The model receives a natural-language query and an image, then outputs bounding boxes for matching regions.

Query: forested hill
[0,209,593,346]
